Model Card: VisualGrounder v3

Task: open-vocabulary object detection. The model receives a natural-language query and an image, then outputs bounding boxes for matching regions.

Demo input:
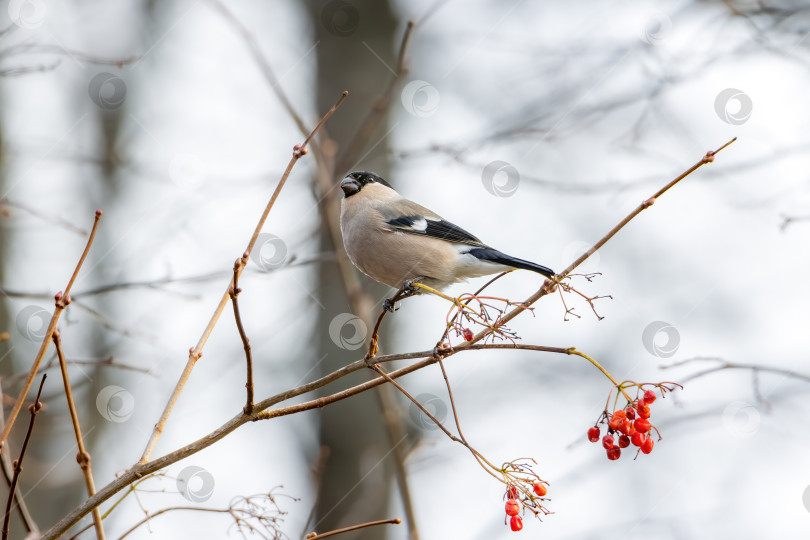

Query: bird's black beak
[340,177,360,197]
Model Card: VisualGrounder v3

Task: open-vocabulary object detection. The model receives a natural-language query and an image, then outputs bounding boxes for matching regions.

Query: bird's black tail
[467,248,555,278]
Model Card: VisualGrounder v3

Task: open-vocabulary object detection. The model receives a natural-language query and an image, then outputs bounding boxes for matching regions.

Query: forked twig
[2,375,46,540]
[229,256,254,414]
[0,210,102,450]
[0,387,38,536]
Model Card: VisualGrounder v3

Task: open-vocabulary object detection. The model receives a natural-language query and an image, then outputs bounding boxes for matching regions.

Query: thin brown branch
[137,90,348,464]
[559,138,736,280]
[367,363,500,481]
[365,283,411,359]
[2,374,46,540]
[452,139,737,348]
[433,358,498,478]
[52,330,105,540]
[0,387,37,536]
[229,256,254,414]
[0,209,102,450]
[43,343,571,539]
[306,517,402,539]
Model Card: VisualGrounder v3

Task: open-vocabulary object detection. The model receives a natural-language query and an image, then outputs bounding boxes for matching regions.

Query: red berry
[618,420,636,436]
[462,328,473,341]
[634,418,651,433]
[505,499,520,517]
[507,484,519,500]
[631,431,647,447]
[641,437,654,454]
[618,434,630,448]
[625,406,636,420]
[587,427,600,443]
[637,403,651,419]
[510,515,523,532]
[533,482,547,497]
[602,434,614,449]
[608,410,626,430]
[643,389,657,404]
[606,446,621,460]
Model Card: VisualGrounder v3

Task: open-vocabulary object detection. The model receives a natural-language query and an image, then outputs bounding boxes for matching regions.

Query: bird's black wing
[376,198,486,247]
[385,215,485,246]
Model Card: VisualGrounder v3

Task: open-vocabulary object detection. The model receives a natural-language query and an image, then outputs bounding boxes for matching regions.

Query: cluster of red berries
[504,482,547,532]
[587,389,659,460]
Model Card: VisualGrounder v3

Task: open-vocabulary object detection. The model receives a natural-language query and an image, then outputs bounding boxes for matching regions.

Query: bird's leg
[382,298,399,313]
[382,276,427,313]
[402,276,426,297]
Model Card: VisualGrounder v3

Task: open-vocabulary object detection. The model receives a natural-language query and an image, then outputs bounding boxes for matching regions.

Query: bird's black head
[340,171,393,197]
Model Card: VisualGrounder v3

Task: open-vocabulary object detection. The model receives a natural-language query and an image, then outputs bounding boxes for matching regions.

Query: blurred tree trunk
[306,1,402,537]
